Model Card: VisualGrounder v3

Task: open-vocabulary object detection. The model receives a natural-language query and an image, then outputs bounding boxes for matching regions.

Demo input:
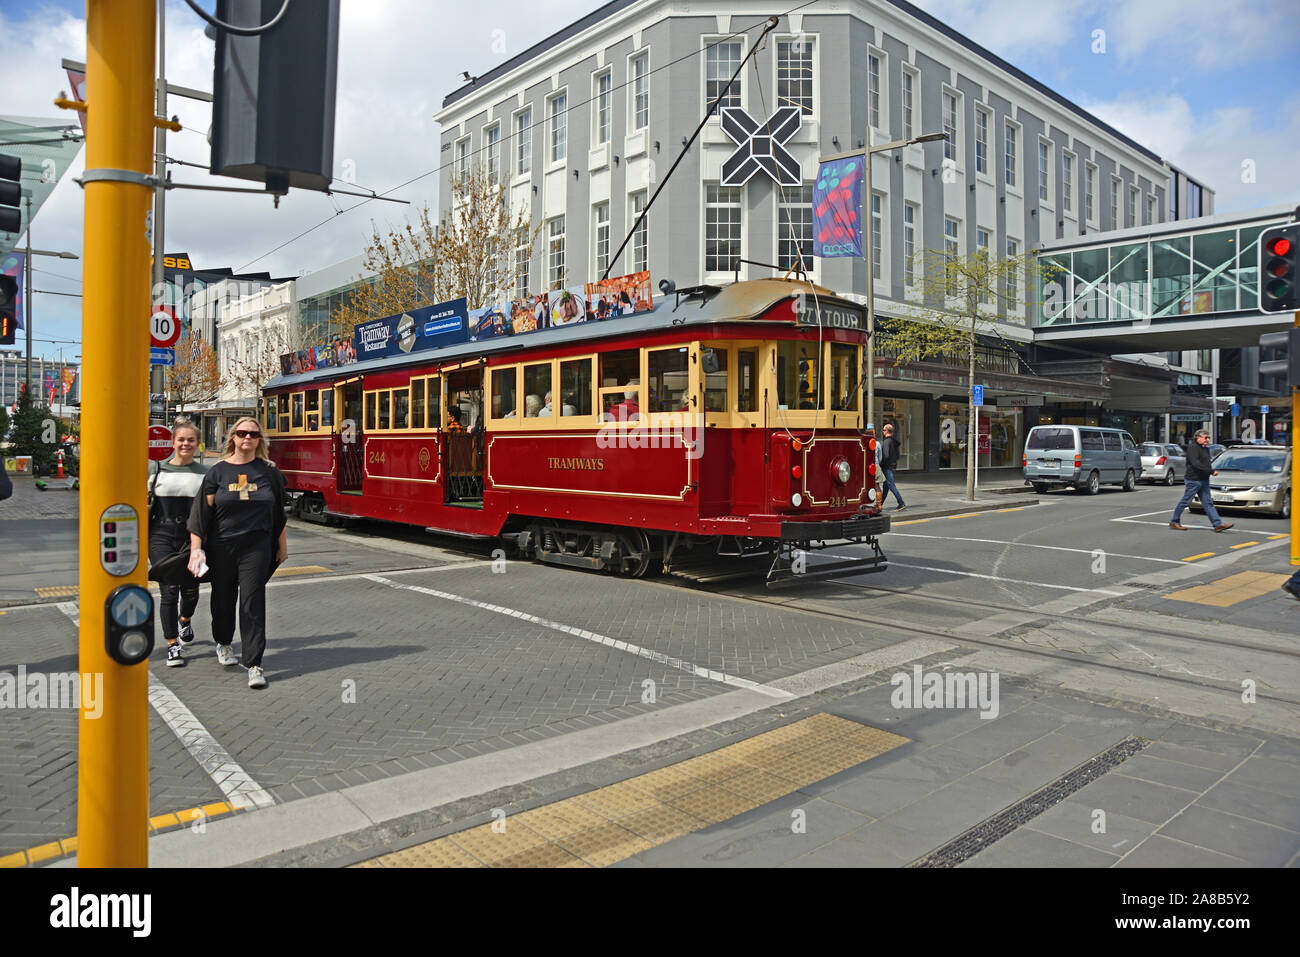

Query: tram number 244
[368,450,386,465]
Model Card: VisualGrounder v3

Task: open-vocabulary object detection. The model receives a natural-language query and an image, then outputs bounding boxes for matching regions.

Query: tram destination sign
[793,298,865,331]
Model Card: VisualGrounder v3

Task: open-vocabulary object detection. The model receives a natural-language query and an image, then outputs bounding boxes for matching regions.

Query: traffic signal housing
[0,274,17,345]
[1258,223,1299,313]
[0,154,21,234]
[1259,328,1299,389]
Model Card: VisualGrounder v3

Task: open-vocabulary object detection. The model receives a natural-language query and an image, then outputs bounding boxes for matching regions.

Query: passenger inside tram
[604,379,641,422]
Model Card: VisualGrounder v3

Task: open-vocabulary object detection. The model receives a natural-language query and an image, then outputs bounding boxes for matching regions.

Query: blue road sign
[972,385,983,407]
[1262,404,1270,414]
[150,347,175,366]
[109,585,152,628]
[1231,403,1240,417]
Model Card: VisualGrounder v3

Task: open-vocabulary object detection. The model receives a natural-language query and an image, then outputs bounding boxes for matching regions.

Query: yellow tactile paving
[34,585,79,598]
[1165,570,1292,607]
[271,565,332,578]
[356,713,909,868]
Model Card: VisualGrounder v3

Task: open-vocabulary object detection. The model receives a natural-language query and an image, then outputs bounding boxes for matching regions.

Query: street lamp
[818,130,945,436]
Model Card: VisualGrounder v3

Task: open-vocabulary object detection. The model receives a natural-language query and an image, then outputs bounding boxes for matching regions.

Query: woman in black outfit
[148,419,208,667]
[188,417,287,689]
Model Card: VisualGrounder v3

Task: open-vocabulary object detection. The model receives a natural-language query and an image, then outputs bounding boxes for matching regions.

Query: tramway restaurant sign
[793,298,864,331]
[353,297,470,360]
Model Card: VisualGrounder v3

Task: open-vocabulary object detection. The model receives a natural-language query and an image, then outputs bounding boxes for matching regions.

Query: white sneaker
[216,644,238,667]
[247,665,267,689]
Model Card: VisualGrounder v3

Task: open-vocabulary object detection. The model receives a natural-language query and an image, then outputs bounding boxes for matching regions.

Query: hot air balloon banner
[813,158,864,259]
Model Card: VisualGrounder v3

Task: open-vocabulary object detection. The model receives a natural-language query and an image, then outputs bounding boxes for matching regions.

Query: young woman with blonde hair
[187,416,287,688]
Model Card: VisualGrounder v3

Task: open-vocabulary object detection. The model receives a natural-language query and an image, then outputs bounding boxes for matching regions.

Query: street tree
[878,243,1045,502]
[327,162,544,335]
[7,383,58,475]
[167,333,221,420]
[223,320,294,404]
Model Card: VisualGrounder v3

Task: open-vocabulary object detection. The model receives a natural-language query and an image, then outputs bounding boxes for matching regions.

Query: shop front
[871,394,927,470]
[937,399,1024,471]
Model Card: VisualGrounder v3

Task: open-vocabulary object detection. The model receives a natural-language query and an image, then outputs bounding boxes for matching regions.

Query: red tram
[262,278,890,585]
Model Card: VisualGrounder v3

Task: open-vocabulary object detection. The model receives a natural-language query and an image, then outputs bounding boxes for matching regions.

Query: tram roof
[264,278,857,392]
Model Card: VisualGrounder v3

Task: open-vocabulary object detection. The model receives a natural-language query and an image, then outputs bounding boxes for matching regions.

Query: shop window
[703,348,728,412]
[776,340,821,410]
[523,363,552,417]
[411,379,425,429]
[647,347,689,413]
[492,367,518,419]
[559,359,592,417]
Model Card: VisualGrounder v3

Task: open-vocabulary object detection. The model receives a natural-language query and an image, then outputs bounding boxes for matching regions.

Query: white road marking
[365,574,794,699]
[54,601,274,811]
[1112,509,1281,534]
[884,533,1185,564]
[820,556,1127,595]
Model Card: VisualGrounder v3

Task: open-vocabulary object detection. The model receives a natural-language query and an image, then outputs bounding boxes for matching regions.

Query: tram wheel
[616,529,653,578]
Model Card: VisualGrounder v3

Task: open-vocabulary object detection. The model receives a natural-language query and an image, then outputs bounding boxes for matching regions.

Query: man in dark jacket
[1169,429,1233,532]
[878,422,906,511]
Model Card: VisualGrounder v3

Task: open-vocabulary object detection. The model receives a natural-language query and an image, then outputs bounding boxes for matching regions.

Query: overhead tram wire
[235,0,821,273]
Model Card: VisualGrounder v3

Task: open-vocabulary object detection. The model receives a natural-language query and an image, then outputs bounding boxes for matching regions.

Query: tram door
[444,367,484,505]
[336,379,364,493]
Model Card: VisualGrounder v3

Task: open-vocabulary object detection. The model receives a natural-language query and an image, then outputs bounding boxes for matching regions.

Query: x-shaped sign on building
[719,106,803,187]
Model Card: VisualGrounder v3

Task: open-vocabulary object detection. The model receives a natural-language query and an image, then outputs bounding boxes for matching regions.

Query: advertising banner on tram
[468,270,654,341]
[353,297,470,360]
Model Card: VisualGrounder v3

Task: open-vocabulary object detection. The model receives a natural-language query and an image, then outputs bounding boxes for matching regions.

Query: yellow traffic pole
[78,0,155,867]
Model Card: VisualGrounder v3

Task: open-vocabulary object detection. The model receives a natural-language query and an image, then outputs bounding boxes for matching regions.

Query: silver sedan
[1139,443,1186,485]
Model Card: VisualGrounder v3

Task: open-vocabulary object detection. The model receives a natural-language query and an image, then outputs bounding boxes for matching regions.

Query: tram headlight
[866,487,876,503]
[791,492,803,508]
[832,458,851,484]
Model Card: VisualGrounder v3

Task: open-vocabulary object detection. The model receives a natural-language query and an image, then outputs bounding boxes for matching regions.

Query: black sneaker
[178,619,195,643]
[165,643,185,668]
[895,504,908,512]
[1283,580,1300,602]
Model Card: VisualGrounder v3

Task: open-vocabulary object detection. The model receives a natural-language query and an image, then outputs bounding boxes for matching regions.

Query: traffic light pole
[1293,309,1298,568]
[78,0,154,867]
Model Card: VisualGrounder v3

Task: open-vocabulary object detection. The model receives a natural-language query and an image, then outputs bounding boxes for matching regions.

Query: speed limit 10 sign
[151,307,180,348]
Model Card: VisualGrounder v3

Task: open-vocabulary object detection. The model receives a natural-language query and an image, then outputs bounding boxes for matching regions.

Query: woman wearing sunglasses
[187,417,288,689]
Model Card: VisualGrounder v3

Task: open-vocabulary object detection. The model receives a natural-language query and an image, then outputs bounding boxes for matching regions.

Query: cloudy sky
[1,0,1297,358]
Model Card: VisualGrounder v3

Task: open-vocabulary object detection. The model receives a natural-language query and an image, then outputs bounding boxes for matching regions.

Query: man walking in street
[1169,429,1233,532]
[878,422,906,511]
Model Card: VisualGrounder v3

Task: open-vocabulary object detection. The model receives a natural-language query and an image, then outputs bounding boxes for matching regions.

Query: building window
[515,108,532,176]
[901,68,915,141]
[705,184,742,273]
[1127,186,1139,228]
[1146,194,1156,225]
[1062,152,1073,213]
[1186,181,1201,218]
[485,124,501,182]
[514,239,529,299]
[945,216,960,269]
[942,91,958,161]
[974,107,989,174]
[1038,139,1051,202]
[1004,120,1017,187]
[1086,163,1097,221]
[547,216,565,289]
[903,203,917,286]
[630,190,648,273]
[871,192,883,280]
[455,136,470,184]
[547,92,567,164]
[594,70,612,145]
[976,228,992,302]
[1110,177,1120,228]
[631,53,649,130]
[778,185,813,273]
[706,40,742,112]
[593,202,610,278]
[867,53,881,129]
[1006,237,1019,308]
[777,38,815,118]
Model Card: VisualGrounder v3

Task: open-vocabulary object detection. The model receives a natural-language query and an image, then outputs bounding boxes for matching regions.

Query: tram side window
[737,350,758,413]
[559,359,592,417]
[378,391,391,430]
[493,367,519,419]
[648,348,690,413]
[411,379,425,429]
[523,363,552,417]
[830,343,860,411]
[306,389,320,431]
[776,341,822,410]
[277,393,290,433]
[702,348,728,413]
[427,377,441,427]
[320,389,334,429]
[600,349,641,420]
[263,397,277,432]
[394,387,410,429]
[364,393,376,431]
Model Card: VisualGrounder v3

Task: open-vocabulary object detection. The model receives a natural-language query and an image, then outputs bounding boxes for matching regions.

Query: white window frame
[944,216,961,269]
[703,183,744,278]
[774,34,818,121]
[1006,237,1020,311]
[1003,118,1019,191]
[485,122,501,183]
[974,105,991,177]
[547,90,568,166]
[976,226,992,303]
[870,191,885,281]
[1145,194,1156,226]
[776,184,815,277]
[702,36,746,115]
[1110,175,1121,229]
[1038,137,1053,206]
[628,51,649,132]
[592,201,611,279]
[593,68,613,146]
[1085,161,1098,225]
[903,202,918,287]
[901,66,918,142]
[629,190,649,274]
[547,215,566,290]
[866,46,886,134]
[942,87,961,165]
[514,238,530,299]
[454,134,471,185]
[1062,150,1075,214]
[513,106,533,179]
[1127,185,1139,228]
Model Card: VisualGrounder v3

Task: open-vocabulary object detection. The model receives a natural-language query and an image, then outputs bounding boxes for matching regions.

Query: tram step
[537,550,606,571]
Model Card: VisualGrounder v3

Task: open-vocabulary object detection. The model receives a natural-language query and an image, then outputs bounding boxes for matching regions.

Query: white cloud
[1104,0,1300,68]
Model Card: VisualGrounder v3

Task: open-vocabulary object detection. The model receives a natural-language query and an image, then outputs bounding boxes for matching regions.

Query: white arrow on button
[112,589,151,627]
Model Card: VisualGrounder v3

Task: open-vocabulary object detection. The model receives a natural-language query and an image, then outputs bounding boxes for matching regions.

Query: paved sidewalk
[875,467,1039,519]
[0,474,79,521]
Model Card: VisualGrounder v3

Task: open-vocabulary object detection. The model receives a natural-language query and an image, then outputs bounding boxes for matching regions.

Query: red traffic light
[1269,236,1292,257]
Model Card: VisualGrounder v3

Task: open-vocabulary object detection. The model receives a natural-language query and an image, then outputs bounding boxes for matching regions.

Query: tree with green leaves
[7,383,59,476]
[879,242,1046,502]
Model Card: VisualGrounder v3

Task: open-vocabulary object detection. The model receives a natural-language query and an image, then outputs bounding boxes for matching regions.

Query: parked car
[1139,442,1186,485]
[1023,425,1143,494]
[1209,443,1226,459]
[1189,445,1291,518]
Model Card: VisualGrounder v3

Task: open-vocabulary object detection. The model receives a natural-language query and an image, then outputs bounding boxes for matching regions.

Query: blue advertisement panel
[352,297,469,360]
[812,158,864,259]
